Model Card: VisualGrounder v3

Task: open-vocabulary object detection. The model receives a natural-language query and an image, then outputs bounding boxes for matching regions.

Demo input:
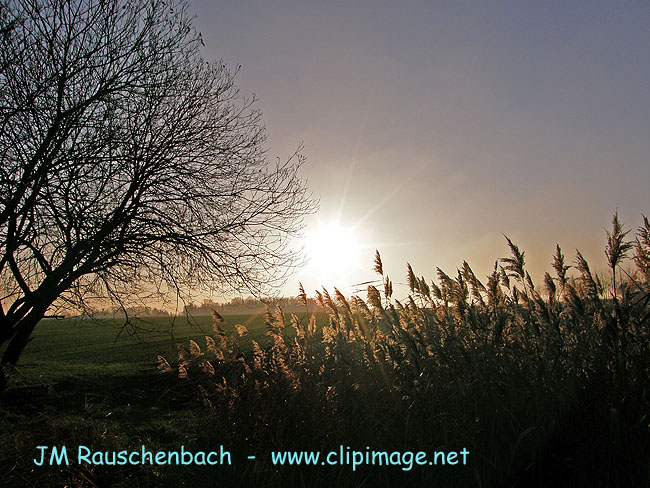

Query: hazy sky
[189,0,650,298]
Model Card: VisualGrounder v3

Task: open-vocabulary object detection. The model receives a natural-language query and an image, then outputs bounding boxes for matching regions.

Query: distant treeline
[184,296,325,315]
[78,297,325,319]
[89,306,174,318]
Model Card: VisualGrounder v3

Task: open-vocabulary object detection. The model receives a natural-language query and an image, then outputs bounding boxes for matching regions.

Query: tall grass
[163,215,650,487]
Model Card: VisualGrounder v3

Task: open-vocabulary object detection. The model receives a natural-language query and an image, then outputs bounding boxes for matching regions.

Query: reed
[161,214,650,486]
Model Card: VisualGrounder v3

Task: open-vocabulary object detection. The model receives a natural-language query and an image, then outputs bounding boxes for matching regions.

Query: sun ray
[350,164,427,232]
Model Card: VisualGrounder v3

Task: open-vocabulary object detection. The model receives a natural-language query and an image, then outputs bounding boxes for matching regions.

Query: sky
[189,0,650,299]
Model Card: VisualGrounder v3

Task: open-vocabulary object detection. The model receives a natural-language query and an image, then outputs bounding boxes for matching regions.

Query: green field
[13,313,291,382]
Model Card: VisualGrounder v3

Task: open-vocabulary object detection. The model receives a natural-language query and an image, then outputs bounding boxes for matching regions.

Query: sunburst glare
[304,219,365,289]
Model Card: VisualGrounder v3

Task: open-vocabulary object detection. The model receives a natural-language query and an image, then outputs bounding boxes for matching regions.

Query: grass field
[11,313,293,382]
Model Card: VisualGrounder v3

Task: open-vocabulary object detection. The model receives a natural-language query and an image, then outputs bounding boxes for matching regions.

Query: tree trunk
[0,303,50,393]
[1,314,41,365]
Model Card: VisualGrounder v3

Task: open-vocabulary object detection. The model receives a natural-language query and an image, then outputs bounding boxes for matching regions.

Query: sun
[304,219,364,288]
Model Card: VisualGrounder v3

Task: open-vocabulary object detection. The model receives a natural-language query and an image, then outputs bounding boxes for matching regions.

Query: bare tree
[0,0,316,390]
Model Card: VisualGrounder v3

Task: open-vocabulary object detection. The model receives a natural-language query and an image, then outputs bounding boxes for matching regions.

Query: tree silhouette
[0,0,316,389]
